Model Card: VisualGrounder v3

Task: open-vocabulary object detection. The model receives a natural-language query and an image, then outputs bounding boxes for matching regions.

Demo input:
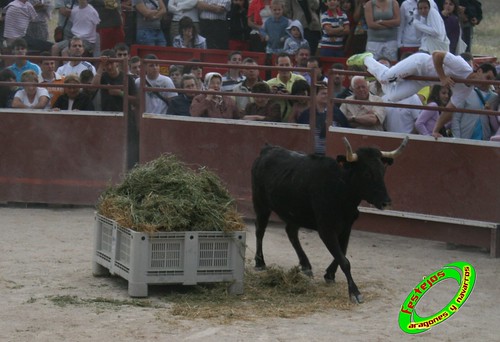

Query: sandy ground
[0,207,498,342]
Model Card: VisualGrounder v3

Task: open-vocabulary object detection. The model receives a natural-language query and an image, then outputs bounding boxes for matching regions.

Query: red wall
[0,110,127,205]
[140,116,500,224]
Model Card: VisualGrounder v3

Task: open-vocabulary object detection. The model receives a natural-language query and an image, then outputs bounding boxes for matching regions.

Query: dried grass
[158,266,378,324]
[96,155,244,233]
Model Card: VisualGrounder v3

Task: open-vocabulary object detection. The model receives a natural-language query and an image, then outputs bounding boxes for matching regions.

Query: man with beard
[56,37,97,77]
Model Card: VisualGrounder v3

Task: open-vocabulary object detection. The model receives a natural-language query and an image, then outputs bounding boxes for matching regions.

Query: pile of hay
[97,155,244,233]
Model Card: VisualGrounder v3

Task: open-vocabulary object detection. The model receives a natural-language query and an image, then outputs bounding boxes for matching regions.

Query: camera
[276,84,286,92]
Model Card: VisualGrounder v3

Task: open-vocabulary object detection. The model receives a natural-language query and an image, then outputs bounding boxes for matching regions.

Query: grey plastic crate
[93,214,246,297]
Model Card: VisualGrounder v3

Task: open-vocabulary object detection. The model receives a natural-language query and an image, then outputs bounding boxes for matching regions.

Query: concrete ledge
[358,207,498,229]
[355,207,500,258]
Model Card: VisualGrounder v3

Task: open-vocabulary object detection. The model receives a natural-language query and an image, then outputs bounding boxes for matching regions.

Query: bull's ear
[381,157,394,166]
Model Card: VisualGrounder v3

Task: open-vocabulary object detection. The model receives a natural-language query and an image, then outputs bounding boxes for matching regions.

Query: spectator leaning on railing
[52,74,95,110]
[11,69,50,109]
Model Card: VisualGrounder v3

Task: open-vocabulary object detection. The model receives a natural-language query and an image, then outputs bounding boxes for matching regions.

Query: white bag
[456,37,467,55]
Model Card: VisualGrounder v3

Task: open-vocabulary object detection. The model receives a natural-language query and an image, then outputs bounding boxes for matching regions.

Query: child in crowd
[261,0,290,54]
[415,85,452,136]
[283,20,309,56]
[319,0,350,57]
[242,82,281,122]
[169,65,183,88]
[287,79,310,123]
[183,59,204,90]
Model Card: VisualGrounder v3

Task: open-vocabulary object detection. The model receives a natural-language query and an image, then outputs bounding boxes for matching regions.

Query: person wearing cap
[190,72,240,119]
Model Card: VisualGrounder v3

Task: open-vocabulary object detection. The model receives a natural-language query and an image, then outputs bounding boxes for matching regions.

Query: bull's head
[340,137,409,210]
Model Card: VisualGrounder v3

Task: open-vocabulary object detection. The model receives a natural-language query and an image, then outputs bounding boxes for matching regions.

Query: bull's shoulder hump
[259,145,307,159]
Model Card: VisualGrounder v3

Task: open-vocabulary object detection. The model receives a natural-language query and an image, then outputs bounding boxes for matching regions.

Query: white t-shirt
[14,87,50,109]
[57,61,97,77]
[70,4,100,44]
[136,74,178,114]
[420,53,473,107]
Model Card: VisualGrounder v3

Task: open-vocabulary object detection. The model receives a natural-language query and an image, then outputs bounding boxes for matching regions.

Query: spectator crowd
[0,0,498,145]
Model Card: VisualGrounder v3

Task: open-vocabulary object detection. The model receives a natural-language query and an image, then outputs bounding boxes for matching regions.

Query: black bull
[251,137,409,303]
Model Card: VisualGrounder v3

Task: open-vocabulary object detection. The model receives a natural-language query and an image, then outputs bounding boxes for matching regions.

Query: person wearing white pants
[347,50,497,137]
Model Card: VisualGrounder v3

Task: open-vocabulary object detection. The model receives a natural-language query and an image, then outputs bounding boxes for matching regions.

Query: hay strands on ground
[162,266,366,324]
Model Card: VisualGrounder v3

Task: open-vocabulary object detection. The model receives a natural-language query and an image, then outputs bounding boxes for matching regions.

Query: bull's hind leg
[324,228,351,283]
[319,229,363,304]
[254,208,271,270]
[285,223,313,276]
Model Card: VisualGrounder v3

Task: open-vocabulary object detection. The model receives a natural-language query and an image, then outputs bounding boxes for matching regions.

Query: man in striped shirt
[3,0,53,52]
[197,0,231,49]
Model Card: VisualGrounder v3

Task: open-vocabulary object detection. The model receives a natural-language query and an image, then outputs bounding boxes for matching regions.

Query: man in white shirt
[135,54,177,114]
[340,76,386,131]
[347,51,497,136]
[51,0,100,56]
[3,0,53,52]
[56,37,97,77]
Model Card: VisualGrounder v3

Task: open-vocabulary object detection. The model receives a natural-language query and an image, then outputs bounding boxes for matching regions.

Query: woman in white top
[413,0,449,53]
[11,70,50,109]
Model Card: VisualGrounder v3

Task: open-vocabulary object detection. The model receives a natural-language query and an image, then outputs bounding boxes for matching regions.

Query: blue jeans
[319,48,345,58]
[136,28,167,46]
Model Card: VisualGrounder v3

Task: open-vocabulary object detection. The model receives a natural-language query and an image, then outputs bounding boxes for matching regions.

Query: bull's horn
[380,136,409,159]
[342,137,358,162]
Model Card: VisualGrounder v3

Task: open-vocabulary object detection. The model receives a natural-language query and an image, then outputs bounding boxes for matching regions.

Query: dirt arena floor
[0,207,498,341]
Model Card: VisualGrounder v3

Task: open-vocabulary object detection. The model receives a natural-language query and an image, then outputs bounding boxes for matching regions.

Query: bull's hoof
[254,265,266,271]
[350,293,364,304]
[324,274,335,284]
[302,268,313,278]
